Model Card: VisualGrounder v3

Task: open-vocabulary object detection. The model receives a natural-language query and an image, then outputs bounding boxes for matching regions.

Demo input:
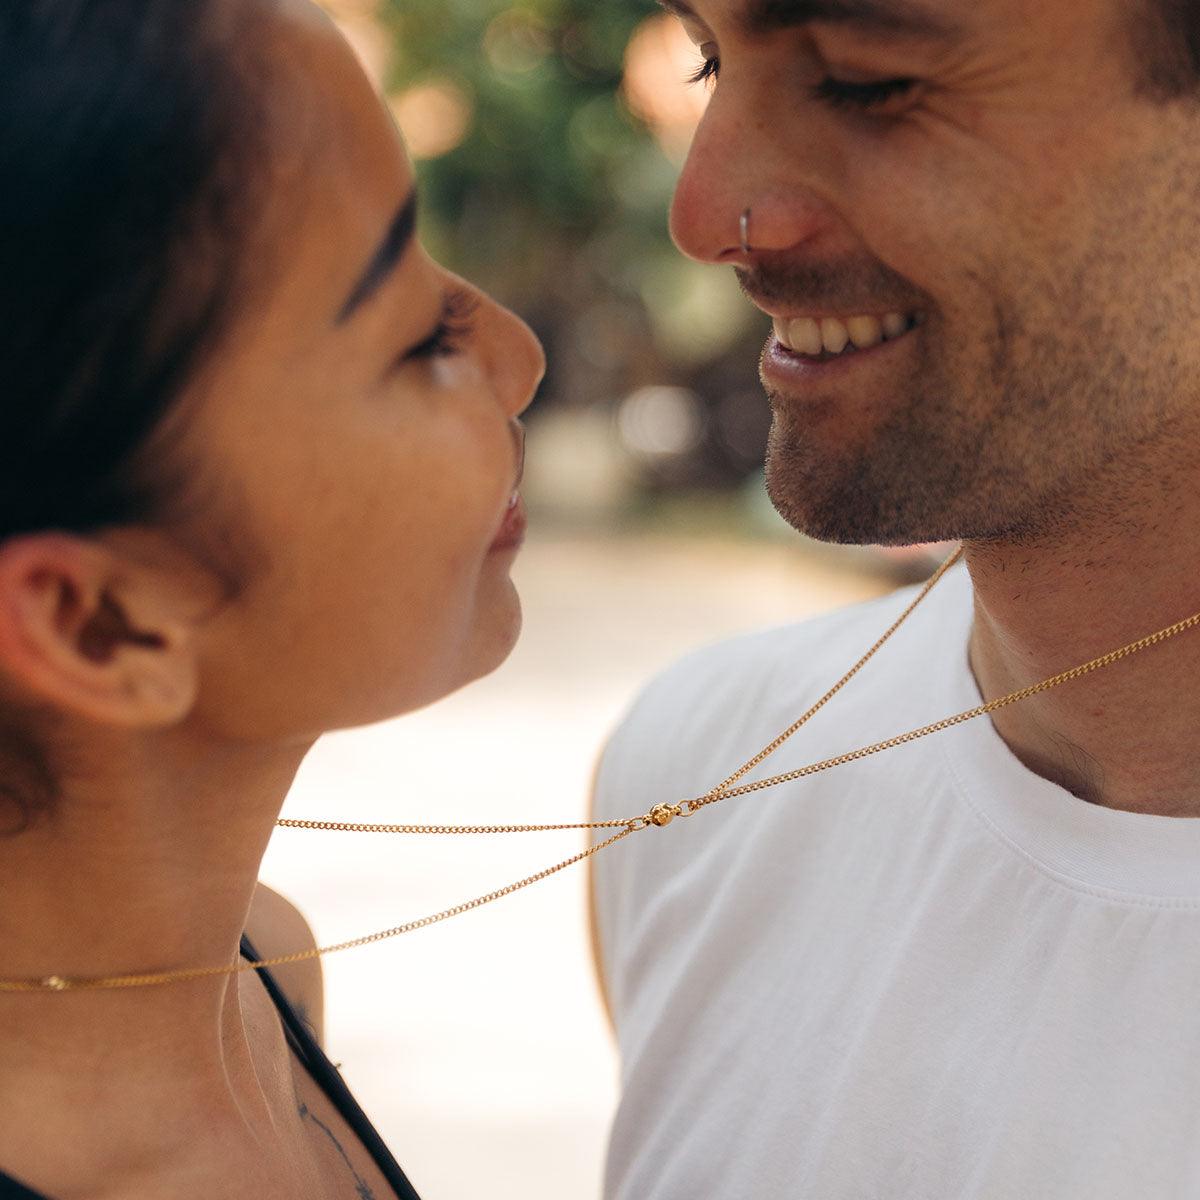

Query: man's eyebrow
[335,189,419,326]
[656,0,957,38]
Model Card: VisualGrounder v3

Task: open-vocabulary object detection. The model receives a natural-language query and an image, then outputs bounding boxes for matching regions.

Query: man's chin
[764,457,964,549]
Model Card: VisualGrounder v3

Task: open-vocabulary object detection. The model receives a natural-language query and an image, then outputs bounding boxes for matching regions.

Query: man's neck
[964,511,1200,817]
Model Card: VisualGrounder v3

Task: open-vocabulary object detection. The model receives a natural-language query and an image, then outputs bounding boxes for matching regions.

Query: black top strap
[0,1172,45,1199]
[239,935,423,1200]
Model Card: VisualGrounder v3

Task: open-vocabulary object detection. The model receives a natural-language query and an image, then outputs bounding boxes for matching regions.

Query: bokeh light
[618,386,705,460]
[622,14,710,163]
[391,79,475,160]
[484,9,553,76]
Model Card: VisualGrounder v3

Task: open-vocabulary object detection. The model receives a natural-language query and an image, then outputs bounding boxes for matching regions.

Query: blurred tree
[382,1,658,292]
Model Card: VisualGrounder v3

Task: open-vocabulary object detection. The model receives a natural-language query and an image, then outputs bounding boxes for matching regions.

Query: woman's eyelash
[404,289,480,363]
[686,56,720,87]
[687,54,916,114]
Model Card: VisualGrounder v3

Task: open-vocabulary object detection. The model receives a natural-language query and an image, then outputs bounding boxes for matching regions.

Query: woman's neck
[0,731,310,980]
[0,729,315,1176]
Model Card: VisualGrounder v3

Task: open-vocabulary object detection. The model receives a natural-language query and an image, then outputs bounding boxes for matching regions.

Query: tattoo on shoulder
[296,1090,377,1200]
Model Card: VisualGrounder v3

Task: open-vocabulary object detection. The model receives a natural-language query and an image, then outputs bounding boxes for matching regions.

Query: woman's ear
[0,533,204,730]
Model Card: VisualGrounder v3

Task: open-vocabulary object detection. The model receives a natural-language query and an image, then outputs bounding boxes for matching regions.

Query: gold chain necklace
[6,546,1200,994]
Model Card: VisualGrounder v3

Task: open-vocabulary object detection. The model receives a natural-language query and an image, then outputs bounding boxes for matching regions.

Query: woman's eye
[811,76,918,114]
[687,54,720,88]
[687,41,721,88]
[407,322,468,362]
[399,289,480,367]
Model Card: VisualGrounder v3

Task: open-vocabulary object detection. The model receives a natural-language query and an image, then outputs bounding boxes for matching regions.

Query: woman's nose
[484,299,546,419]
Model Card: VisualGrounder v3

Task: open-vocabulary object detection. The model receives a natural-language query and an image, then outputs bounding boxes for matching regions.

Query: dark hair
[0,0,274,828]
[1135,0,1200,99]
[0,0,273,542]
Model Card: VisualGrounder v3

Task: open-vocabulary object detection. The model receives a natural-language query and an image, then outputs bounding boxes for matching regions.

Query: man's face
[662,0,1200,546]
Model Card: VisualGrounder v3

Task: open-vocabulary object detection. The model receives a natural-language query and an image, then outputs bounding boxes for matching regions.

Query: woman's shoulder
[245,883,325,1046]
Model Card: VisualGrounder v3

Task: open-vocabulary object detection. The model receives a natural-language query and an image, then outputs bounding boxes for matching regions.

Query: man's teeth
[772,312,915,357]
[821,318,850,354]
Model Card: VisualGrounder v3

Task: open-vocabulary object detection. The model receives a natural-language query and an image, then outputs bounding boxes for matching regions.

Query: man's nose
[669,97,837,266]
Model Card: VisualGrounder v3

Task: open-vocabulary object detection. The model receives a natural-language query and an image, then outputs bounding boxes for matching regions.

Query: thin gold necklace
[6,546,1199,994]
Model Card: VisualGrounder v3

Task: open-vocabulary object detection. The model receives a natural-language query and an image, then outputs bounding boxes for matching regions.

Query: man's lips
[761,314,921,387]
[735,261,926,328]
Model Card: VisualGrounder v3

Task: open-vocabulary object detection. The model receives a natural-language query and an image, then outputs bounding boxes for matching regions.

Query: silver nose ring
[740,208,753,254]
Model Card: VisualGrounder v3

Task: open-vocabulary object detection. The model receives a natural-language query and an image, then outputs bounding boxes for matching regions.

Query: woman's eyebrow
[658,0,958,39]
[335,189,419,326]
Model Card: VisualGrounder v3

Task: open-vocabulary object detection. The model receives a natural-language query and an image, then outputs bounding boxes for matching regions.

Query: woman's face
[177,2,546,741]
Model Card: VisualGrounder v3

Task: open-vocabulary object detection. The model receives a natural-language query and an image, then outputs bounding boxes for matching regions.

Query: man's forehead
[657,0,961,39]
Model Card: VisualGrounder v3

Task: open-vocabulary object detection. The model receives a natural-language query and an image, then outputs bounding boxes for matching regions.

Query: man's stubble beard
[759,300,1170,550]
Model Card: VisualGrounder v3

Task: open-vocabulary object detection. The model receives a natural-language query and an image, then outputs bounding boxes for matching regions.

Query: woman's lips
[488,419,528,554]
[489,493,527,553]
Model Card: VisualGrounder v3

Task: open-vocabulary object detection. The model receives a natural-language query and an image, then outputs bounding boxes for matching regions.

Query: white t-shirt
[592,563,1200,1200]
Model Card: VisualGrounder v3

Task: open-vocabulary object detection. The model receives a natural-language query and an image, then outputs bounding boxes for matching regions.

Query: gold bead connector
[647,804,680,828]
[42,976,70,992]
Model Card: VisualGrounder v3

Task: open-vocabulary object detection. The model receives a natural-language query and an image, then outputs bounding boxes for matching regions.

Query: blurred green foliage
[381,0,664,302]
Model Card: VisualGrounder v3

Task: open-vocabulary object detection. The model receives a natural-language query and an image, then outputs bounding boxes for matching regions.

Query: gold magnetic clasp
[627,800,700,832]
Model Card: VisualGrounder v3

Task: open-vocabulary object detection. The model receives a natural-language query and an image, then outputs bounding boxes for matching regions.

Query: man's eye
[811,76,918,113]
[686,47,916,115]
[688,60,916,115]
